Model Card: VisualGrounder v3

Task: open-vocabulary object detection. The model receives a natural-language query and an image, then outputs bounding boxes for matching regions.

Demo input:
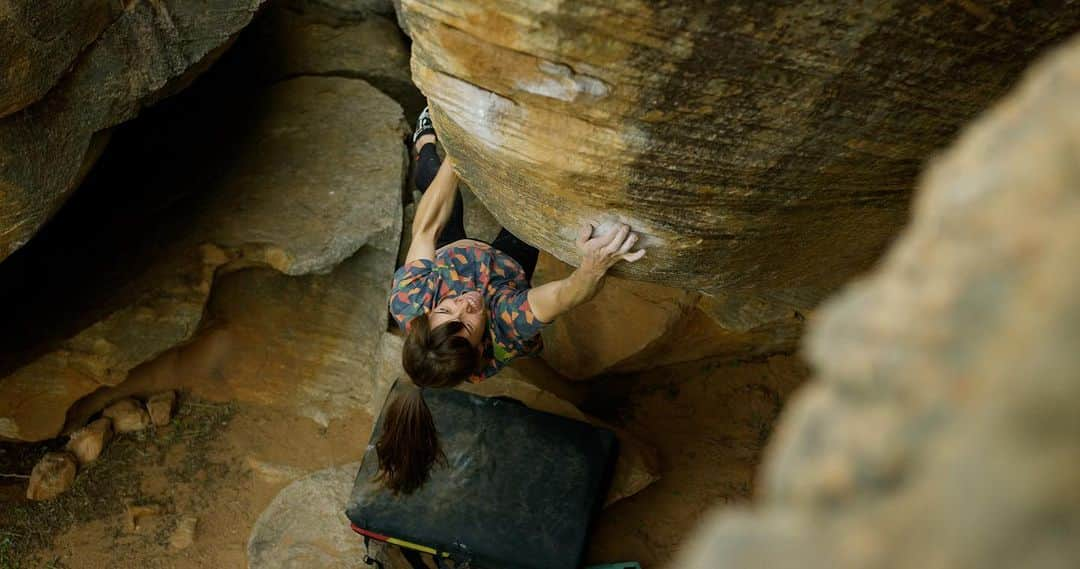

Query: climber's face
[429,290,487,347]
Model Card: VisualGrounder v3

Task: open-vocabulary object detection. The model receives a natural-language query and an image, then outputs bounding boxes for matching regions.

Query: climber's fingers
[622,248,646,263]
[600,224,631,254]
[576,223,594,249]
[616,232,639,256]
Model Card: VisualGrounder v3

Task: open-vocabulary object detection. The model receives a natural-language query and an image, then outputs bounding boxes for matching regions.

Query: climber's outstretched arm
[528,223,645,323]
[406,157,458,263]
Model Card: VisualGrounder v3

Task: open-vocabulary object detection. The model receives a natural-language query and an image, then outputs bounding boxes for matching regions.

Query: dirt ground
[0,392,373,569]
[0,351,806,568]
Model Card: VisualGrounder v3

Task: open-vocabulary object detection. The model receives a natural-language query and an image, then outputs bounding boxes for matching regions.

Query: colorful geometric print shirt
[388,240,546,382]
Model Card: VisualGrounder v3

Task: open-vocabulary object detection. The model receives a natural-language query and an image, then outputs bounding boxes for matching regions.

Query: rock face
[676,35,1080,569]
[0,0,265,262]
[401,0,1079,307]
[0,76,407,442]
[243,0,425,118]
[533,254,802,379]
[0,1,122,118]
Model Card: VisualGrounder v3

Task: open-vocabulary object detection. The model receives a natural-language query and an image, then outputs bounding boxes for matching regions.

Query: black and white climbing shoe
[412,106,436,145]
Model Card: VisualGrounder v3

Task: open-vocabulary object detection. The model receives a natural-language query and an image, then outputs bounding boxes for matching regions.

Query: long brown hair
[375,313,480,494]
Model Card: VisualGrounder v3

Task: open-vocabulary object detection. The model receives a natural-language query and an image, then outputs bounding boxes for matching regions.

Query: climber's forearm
[526,267,605,323]
[406,158,458,263]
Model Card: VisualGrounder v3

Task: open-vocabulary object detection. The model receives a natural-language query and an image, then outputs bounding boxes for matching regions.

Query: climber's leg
[491,228,539,283]
[412,108,466,248]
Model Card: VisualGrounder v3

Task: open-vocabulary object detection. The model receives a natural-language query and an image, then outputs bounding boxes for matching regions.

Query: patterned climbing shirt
[388,240,546,381]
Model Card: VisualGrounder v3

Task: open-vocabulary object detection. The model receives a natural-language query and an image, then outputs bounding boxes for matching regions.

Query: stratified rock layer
[0,0,264,262]
[402,0,1079,306]
[677,35,1080,569]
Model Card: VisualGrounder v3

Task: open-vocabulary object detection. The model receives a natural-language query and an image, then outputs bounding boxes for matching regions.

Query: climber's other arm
[406,157,458,263]
[527,223,646,323]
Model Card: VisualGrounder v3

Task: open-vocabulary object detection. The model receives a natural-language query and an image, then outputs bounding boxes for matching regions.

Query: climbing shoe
[412,106,436,145]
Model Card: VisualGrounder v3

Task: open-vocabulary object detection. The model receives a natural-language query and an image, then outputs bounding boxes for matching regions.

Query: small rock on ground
[65,417,114,464]
[146,391,176,426]
[103,398,151,433]
[27,451,78,500]
[247,463,369,568]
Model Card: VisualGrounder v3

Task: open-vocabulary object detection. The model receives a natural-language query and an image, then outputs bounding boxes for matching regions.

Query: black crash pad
[345,381,617,569]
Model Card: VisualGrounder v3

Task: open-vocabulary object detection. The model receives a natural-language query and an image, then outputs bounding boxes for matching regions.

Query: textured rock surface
[587,354,809,565]
[0,77,407,441]
[402,0,1079,306]
[535,253,803,379]
[0,0,265,262]
[0,1,122,118]
[65,417,113,464]
[26,451,78,501]
[247,462,370,569]
[244,0,425,118]
[677,35,1080,569]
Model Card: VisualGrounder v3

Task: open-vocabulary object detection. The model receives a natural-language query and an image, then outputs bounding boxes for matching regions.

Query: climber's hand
[576,222,646,277]
[527,222,646,322]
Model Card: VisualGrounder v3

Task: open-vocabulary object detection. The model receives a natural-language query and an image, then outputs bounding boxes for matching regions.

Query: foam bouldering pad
[345,381,617,569]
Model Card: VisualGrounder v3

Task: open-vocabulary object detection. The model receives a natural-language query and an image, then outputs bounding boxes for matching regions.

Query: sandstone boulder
[534,253,803,379]
[26,451,78,501]
[147,391,177,427]
[247,462,371,569]
[677,34,1080,569]
[247,1,422,115]
[0,76,407,442]
[65,417,114,464]
[401,0,1079,304]
[0,0,265,262]
[103,399,151,433]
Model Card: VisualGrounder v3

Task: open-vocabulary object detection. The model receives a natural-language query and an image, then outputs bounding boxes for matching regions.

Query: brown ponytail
[375,313,480,494]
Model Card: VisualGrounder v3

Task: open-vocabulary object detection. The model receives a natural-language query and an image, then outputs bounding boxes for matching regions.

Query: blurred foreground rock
[0,0,265,261]
[677,34,1080,569]
[401,0,1079,308]
[26,452,78,501]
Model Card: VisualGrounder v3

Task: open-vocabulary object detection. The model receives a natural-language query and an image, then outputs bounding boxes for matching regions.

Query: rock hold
[27,452,78,501]
[65,417,114,465]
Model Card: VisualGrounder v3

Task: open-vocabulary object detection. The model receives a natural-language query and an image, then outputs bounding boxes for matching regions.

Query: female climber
[377,107,646,494]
